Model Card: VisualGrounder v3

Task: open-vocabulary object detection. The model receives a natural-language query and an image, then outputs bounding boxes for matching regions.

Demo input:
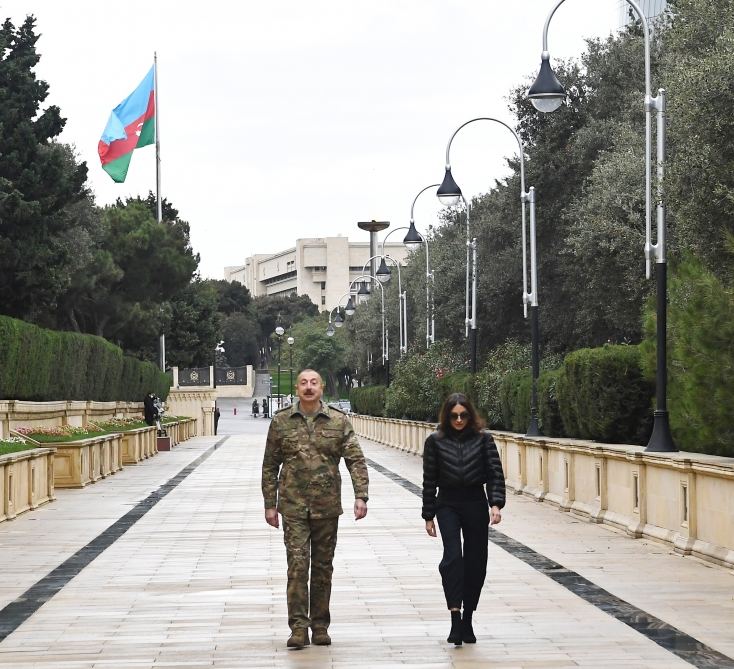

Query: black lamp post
[275,326,284,409]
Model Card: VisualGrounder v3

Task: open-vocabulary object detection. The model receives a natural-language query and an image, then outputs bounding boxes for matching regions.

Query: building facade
[224,236,410,312]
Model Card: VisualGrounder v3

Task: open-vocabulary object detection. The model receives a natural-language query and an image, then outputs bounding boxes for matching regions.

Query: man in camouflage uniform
[261,368,369,649]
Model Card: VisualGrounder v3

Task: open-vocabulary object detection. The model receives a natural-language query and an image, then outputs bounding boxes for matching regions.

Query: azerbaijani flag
[98,66,155,183]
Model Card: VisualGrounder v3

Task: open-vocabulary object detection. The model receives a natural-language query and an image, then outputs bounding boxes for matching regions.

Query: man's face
[296,371,323,404]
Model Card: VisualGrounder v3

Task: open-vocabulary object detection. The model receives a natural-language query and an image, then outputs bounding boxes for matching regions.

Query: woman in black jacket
[422,392,506,645]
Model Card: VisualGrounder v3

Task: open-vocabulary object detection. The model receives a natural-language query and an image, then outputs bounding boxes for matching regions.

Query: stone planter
[0,447,55,522]
[120,426,157,464]
[49,433,124,488]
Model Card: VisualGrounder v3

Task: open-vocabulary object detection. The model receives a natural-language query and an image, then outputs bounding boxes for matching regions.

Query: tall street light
[275,325,284,409]
[528,0,675,452]
[287,336,295,404]
[438,119,540,436]
[338,275,388,385]
[404,184,440,348]
[363,251,407,356]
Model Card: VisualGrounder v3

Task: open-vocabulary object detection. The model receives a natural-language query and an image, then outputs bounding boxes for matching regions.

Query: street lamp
[287,336,295,405]
[438,117,540,434]
[405,184,440,347]
[341,274,388,384]
[528,0,675,452]
[275,325,284,409]
[362,253,407,356]
[213,339,225,389]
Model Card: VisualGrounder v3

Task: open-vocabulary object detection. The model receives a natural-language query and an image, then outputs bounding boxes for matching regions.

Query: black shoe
[461,612,477,644]
[447,611,462,645]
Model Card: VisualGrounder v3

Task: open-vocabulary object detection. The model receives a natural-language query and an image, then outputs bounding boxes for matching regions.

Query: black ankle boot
[461,610,476,643]
[447,610,462,645]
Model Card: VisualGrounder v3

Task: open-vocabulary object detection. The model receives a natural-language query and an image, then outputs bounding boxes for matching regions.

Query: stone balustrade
[351,414,734,569]
[0,448,55,521]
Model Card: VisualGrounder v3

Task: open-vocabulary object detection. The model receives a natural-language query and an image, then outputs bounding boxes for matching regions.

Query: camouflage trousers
[282,515,339,632]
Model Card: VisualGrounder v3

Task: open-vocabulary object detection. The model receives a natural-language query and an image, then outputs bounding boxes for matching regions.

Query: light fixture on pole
[342,274,388,384]
[362,253,406,356]
[405,183,440,347]
[345,297,356,316]
[528,0,675,452]
[274,326,285,409]
[438,118,540,433]
[333,309,344,328]
[287,336,295,404]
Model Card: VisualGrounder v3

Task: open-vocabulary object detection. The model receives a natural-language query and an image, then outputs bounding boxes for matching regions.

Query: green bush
[350,386,386,416]
[557,344,652,443]
[498,369,532,433]
[383,342,467,421]
[538,368,564,437]
[641,257,734,456]
[0,315,169,401]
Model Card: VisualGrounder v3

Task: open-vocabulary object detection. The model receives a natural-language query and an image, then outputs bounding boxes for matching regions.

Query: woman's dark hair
[438,392,485,435]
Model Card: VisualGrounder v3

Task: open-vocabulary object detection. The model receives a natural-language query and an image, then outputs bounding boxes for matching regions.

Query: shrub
[641,257,734,456]
[350,386,386,416]
[538,368,564,437]
[498,369,532,433]
[557,344,652,443]
[0,315,169,401]
[384,342,467,421]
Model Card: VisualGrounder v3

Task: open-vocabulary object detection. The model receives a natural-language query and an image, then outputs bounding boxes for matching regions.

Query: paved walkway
[0,405,732,668]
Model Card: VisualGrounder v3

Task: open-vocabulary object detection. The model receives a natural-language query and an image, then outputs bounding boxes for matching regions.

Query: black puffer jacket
[422,429,506,520]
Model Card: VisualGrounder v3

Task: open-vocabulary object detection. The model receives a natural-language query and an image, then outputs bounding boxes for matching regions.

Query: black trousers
[435,500,489,611]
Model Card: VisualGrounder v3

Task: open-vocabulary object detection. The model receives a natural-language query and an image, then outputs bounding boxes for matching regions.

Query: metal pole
[527,187,541,436]
[470,238,478,373]
[646,88,676,452]
[277,336,282,409]
[159,333,166,372]
[289,347,293,404]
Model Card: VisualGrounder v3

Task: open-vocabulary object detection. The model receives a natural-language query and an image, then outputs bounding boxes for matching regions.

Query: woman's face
[449,403,470,432]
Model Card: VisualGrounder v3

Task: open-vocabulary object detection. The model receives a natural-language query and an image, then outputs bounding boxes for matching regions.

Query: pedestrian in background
[261,368,369,649]
[422,392,506,645]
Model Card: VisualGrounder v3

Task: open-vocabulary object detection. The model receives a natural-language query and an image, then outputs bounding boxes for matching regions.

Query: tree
[211,280,252,315]
[664,0,734,275]
[56,198,199,360]
[166,280,221,368]
[221,310,260,367]
[254,294,318,365]
[0,16,89,320]
[288,315,349,397]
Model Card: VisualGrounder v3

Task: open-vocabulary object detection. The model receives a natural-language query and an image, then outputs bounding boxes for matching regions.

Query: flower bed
[0,436,39,456]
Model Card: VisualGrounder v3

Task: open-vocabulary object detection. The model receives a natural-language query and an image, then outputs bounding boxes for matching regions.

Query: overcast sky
[5,1,619,278]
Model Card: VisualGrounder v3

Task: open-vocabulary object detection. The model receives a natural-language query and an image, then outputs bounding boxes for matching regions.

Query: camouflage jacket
[261,401,369,519]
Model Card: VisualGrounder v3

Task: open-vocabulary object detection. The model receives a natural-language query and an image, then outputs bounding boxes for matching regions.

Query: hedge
[0,315,170,401]
[556,345,652,444]
[350,385,386,417]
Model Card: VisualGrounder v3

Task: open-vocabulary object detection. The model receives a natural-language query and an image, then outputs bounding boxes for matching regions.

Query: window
[321,296,326,305]
[321,281,326,290]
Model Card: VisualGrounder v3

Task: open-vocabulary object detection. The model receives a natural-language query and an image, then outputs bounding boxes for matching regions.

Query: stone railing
[351,414,734,569]
[0,447,55,522]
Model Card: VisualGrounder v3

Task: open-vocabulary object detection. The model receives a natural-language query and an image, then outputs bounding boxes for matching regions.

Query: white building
[224,236,410,311]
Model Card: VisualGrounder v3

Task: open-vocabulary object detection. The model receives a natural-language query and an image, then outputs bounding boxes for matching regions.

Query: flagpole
[154,52,162,224]
[154,52,166,372]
